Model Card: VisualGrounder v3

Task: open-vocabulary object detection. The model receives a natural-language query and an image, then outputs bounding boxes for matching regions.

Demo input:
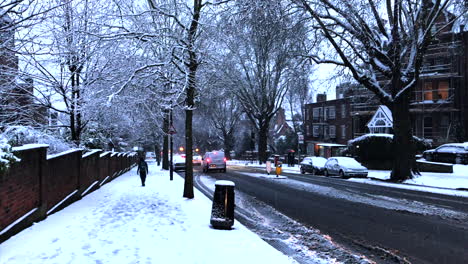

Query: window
[424,82,433,101]
[324,125,329,137]
[341,125,346,139]
[313,125,320,137]
[313,108,321,121]
[324,107,328,121]
[330,125,336,138]
[329,106,336,119]
[437,81,449,100]
[341,105,346,118]
[305,108,309,121]
[306,125,311,136]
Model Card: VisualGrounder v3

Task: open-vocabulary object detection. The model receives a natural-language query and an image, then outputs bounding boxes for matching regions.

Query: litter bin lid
[215,180,235,187]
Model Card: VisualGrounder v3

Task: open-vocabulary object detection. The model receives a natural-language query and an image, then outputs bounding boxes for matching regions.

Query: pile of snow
[1,126,74,154]
[0,135,20,174]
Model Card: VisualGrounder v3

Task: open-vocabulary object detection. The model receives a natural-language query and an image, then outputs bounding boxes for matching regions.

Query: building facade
[0,13,46,129]
[304,94,352,156]
[304,24,468,153]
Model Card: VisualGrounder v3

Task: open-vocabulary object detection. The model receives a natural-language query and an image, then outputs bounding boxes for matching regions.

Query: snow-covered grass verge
[351,165,468,191]
[229,159,468,197]
[0,162,297,264]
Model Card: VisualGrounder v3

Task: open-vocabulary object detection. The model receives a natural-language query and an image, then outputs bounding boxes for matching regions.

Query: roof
[367,105,393,129]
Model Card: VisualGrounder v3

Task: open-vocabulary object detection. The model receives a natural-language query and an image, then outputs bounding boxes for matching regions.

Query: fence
[0,145,137,243]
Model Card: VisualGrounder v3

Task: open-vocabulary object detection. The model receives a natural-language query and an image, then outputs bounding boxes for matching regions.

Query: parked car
[300,156,327,175]
[145,152,155,160]
[173,155,186,172]
[193,155,202,166]
[202,151,227,172]
[422,142,468,164]
[324,157,368,178]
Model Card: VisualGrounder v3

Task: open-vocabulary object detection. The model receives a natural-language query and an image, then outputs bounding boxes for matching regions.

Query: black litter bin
[210,180,235,229]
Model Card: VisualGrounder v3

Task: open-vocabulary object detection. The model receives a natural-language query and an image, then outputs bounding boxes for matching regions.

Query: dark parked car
[324,157,368,178]
[423,142,468,164]
[300,156,327,175]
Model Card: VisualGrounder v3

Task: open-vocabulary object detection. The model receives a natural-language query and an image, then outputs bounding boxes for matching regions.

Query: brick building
[303,22,468,155]
[0,13,45,128]
[336,23,468,146]
[304,94,351,156]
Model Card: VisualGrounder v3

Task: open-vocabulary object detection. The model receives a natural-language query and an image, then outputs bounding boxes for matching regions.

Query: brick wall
[99,152,110,183]
[47,150,81,212]
[80,150,101,194]
[0,146,137,242]
[0,146,46,231]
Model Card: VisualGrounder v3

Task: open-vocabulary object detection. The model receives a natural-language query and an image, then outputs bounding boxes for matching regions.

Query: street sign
[168,125,177,135]
[298,134,304,144]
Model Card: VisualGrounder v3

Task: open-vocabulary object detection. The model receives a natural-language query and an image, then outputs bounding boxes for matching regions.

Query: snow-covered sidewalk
[0,162,297,264]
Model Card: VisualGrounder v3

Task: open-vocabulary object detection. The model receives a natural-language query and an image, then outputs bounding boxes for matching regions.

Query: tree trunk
[162,109,169,170]
[224,132,233,160]
[184,106,194,198]
[155,143,161,166]
[258,122,269,164]
[182,0,201,199]
[70,73,76,142]
[76,72,82,142]
[390,97,414,182]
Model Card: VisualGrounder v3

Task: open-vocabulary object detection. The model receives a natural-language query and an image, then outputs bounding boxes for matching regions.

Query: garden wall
[0,145,137,242]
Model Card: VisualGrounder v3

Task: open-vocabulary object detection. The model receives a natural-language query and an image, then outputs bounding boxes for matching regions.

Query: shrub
[347,133,431,163]
[0,135,20,174]
[2,126,75,154]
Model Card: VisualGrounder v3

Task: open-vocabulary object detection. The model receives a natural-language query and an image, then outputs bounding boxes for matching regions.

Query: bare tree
[284,63,314,134]
[106,0,228,198]
[0,1,62,129]
[291,0,467,181]
[215,0,308,163]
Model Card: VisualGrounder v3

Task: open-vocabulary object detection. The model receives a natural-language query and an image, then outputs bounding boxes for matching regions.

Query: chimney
[316,93,327,102]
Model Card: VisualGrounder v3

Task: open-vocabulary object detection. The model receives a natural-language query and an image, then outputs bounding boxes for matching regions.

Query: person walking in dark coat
[137,157,149,186]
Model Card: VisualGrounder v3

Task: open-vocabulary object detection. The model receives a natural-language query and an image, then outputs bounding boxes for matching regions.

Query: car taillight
[206,158,211,163]
[223,157,227,162]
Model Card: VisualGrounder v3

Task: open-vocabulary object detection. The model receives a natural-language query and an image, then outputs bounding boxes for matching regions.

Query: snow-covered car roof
[438,142,468,151]
[301,156,327,167]
[329,157,365,168]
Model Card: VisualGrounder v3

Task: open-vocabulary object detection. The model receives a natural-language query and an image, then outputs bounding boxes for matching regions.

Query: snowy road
[192,165,468,264]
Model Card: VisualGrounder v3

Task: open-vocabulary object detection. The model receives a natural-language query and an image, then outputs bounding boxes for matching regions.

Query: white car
[193,155,202,166]
[145,152,155,160]
[324,157,368,178]
[173,155,186,171]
